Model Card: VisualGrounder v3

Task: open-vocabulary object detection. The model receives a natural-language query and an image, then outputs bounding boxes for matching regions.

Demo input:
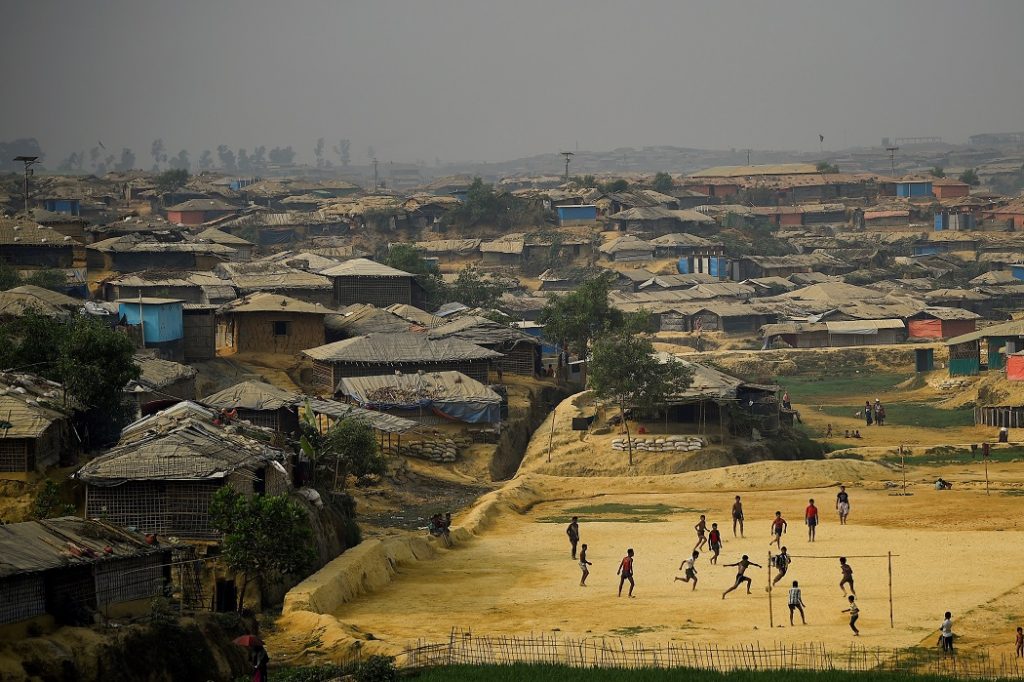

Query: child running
[693,515,708,551]
[675,550,699,590]
[617,548,635,598]
[732,496,745,537]
[578,544,592,587]
[805,499,819,542]
[843,595,860,635]
[836,486,850,525]
[772,547,791,587]
[770,511,787,548]
[839,557,855,596]
[722,555,762,599]
[708,523,723,564]
[788,580,806,625]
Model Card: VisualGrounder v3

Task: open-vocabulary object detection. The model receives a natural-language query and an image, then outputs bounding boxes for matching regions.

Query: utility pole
[14,156,40,214]
[560,151,574,183]
[372,157,378,192]
[745,149,751,165]
[886,146,900,176]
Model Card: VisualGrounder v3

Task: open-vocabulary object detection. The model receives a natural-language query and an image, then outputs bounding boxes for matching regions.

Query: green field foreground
[408,664,992,681]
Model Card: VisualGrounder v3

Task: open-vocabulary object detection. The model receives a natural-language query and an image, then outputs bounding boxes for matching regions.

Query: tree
[334,139,351,167]
[217,145,236,172]
[0,313,139,446]
[384,244,446,308]
[268,146,296,165]
[0,263,21,290]
[168,149,190,171]
[0,138,44,172]
[450,177,502,227]
[197,150,214,170]
[959,168,980,186]
[314,138,325,167]
[447,267,513,309]
[588,332,693,465]
[930,166,946,178]
[115,148,136,171]
[237,148,251,172]
[571,174,597,188]
[600,179,629,193]
[89,146,101,171]
[150,138,167,170]
[23,269,67,292]
[652,172,674,193]
[815,161,839,174]
[250,145,267,168]
[155,168,190,194]
[538,275,626,359]
[298,405,385,489]
[208,488,316,612]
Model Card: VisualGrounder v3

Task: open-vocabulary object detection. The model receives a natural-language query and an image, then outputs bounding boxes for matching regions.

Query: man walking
[732,496,744,537]
[836,486,850,525]
[839,557,855,596]
[566,516,580,560]
[617,548,635,598]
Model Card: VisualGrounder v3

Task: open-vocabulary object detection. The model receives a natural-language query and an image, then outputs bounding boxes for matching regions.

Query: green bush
[357,655,399,682]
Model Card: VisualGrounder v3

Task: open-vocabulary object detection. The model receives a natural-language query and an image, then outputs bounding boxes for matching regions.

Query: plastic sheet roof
[302,398,418,434]
[200,380,299,411]
[303,332,502,363]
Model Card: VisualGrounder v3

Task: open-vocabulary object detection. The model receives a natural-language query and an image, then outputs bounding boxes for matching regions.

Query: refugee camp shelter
[76,416,290,539]
[325,303,420,342]
[906,307,980,339]
[427,315,542,376]
[165,198,239,225]
[194,227,254,260]
[945,319,1024,376]
[0,373,73,479]
[0,218,79,270]
[599,235,655,262]
[336,371,502,425]
[215,293,328,355]
[117,297,185,360]
[215,262,334,306]
[126,353,197,415]
[200,380,300,432]
[762,319,906,348]
[0,285,81,319]
[303,332,502,392]
[0,517,172,632]
[656,353,780,436]
[320,258,417,308]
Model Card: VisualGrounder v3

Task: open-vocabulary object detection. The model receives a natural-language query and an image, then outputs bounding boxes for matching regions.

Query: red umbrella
[233,634,263,648]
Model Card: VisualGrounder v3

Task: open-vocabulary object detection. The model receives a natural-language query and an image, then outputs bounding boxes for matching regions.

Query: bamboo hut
[216,293,329,355]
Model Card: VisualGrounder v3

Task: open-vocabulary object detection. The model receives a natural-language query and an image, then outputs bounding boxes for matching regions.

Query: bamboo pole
[888,551,894,628]
[767,551,774,628]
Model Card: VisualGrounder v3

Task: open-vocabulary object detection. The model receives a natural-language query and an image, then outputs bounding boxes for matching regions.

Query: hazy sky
[3,0,1023,166]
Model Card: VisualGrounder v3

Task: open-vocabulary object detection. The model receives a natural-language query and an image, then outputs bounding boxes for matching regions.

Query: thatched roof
[320,258,413,278]
[215,262,332,290]
[326,304,422,336]
[427,315,539,347]
[130,354,197,391]
[216,292,330,315]
[0,372,68,438]
[303,332,502,363]
[200,380,299,411]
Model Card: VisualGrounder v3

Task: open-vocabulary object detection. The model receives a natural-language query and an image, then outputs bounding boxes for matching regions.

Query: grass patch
[536,503,697,524]
[820,403,974,429]
[882,445,1024,466]
[776,373,910,402]
[608,625,665,637]
[409,664,968,681]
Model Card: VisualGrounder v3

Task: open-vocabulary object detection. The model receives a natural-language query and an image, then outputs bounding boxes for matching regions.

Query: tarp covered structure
[337,371,502,424]
[1007,353,1024,382]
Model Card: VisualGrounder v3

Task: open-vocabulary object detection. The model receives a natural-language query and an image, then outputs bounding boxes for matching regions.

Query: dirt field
[271,457,1024,663]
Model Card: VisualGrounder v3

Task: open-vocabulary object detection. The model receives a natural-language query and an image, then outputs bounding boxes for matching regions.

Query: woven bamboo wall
[221,312,325,355]
[183,310,216,360]
[334,277,412,308]
[496,343,536,376]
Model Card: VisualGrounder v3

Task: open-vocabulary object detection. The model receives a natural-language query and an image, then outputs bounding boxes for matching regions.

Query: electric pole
[886,146,900,176]
[372,157,378,192]
[14,156,39,214]
[560,151,574,183]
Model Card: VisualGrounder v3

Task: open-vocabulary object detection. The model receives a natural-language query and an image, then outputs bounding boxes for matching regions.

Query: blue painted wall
[1011,265,1024,281]
[896,181,933,198]
[118,301,184,343]
[709,257,727,278]
[556,205,597,225]
[43,199,80,215]
[677,257,690,274]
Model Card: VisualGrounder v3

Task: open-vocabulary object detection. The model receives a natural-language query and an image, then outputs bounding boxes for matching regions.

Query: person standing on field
[566,516,580,560]
[617,548,635,598]
[1015,626,1023,658]
[578,544,591,587]
[805,499,819,542]
[836,486,850,525]
[843,595,860,635]
[732,496,744,537]
[708,523,723,564]
[864,400,873,426]
[940,612,954,653]
[788,580,806,625]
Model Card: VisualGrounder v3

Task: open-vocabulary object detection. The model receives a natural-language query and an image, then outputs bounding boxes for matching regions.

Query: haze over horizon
[2,0,1023,167]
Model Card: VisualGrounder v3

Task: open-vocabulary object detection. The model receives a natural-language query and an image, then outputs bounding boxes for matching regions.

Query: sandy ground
[319,462,1024,657]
